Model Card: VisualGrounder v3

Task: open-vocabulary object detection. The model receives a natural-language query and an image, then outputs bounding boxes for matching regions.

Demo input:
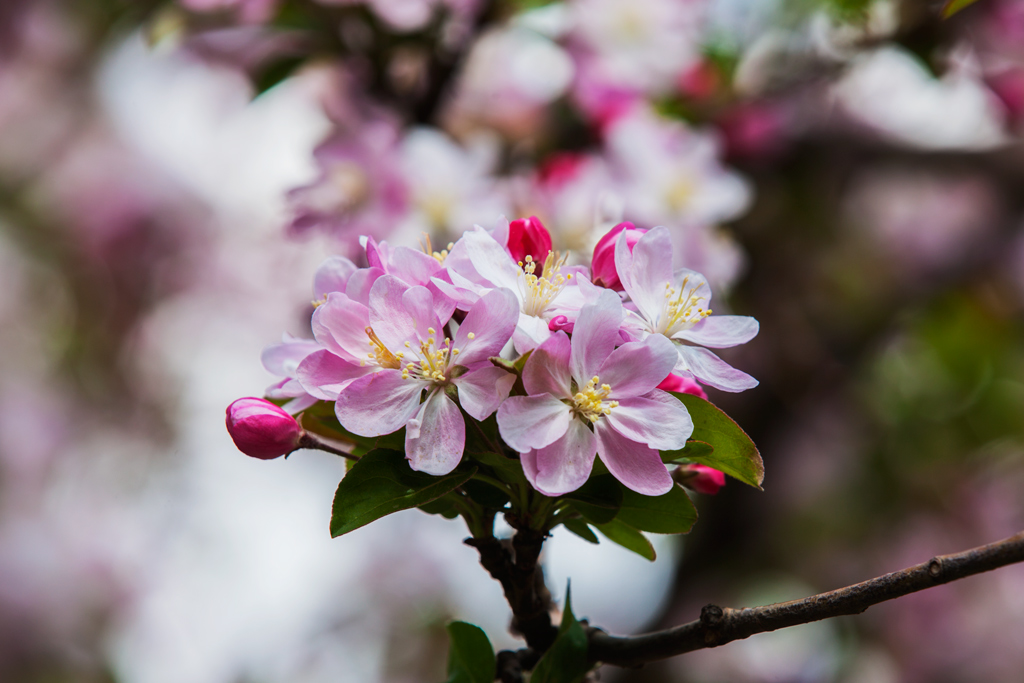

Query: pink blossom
[287,120,410,250]
[226,398,304,459]
[320,278,519,474]
[657,373,708,400]
[261,334,322,413]
[591,221,645,290]
[676,464,725,495]
[434,227,597,352]
[497,290,692,496]
[615,226,759,392]
[505,216,553,265]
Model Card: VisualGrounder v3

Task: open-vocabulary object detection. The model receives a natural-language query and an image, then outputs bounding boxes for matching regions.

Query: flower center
[519,251,572,317]
[659,276,711,335]
[329,163,371,212]
[420,234,455,265]
[573,375,618,423]
[365,327,403,369]
[399,328,463,383]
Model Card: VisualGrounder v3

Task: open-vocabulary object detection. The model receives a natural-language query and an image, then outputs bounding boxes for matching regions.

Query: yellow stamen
[365,326,402,369]
[573,375,617,423]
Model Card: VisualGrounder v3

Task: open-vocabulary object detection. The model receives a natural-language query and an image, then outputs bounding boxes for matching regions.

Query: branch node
[928,558,942,578]
[700,604,724,626]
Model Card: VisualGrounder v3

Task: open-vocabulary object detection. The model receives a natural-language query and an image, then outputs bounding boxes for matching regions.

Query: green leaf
[661,439,714,463]
[467,451,525,485]
[564,474,622,524]
[562,517,599,544]
[594,519,656,561]
[942,0,980,19]
[616,484,697,534]
[665,393,764,489]
[462,479,510,509]
[530,585,590,683]
[330,449,476,537]
[418,496,460,519]
[445,622,495,683]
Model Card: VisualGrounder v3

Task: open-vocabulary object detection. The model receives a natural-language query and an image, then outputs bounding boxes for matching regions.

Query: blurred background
[1,0,1023,681]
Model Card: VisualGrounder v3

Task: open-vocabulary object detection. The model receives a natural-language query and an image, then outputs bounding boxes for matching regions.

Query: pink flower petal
[594,422,673,495]
[344,267,384,306]
[454,366,516,421]
[570,290,624,383]
[368,276,442,351]
[406,389,465,475]
[454,288,519,366]
[297,349,373,400]
[675,345,758,393]
[605,391,692,451]
[674,315,759,348]
[522,331,572,398]
[261,336,319,376]
[597,335,678,399]
[311,293,370,360]
[523,419,597,496]
[497,394,571,452]
[512,313,553,354]
[657,373,708,399]
[616,226,674,323]
[334,370,427,436]
[313,256,358,298]
[459,228,523,292]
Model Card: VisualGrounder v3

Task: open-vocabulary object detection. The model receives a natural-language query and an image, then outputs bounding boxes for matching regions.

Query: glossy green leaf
[593,519,656,561]
[467,451,526,485]
[562,517,599,544]
[616,484,697,534]
[564,474,622,524]
[530,585,590,683]
[661,439,714,463]
[942,0,980,18]
[665,393,764,489]
[330,449,476,537]
[445,622,495,683]
[418,496,460,519]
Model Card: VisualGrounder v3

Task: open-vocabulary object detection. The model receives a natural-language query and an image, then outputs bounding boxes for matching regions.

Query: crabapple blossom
[504,215,553,266]
[615,226,759,392]
[434,226,596,353]
[261,334,322,414]
[226,398,304,459]
[591,220,645,290]
[497,290,692,496]
[325,280,519,474]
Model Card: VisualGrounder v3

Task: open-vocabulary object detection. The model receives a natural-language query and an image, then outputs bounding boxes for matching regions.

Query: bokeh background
[1,0,1023,681]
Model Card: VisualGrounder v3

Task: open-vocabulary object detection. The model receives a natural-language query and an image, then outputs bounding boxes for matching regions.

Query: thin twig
[588,530,1024,667]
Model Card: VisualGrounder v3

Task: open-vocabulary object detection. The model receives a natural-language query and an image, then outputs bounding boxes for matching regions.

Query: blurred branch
[587,530,1024,667]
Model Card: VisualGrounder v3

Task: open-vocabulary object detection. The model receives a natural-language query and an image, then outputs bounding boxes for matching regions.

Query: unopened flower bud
[226,397,304,460]
[657,373,708,400]
[507,216,553,264]
[591,221,646,290]
[675,464,726,495]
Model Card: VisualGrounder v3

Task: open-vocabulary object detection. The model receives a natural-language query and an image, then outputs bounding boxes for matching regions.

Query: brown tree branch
[588,530,1024,667]
[465,529,558,653]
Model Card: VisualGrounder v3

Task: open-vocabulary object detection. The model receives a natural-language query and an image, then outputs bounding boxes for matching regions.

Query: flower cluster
[230,218,758,497]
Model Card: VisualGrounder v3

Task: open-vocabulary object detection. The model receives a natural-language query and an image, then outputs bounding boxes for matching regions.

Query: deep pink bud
[657,373,708,400]
[677,464,726,495]
[226,397,304,460]
[591,221,646,291]
[507,216,552,264]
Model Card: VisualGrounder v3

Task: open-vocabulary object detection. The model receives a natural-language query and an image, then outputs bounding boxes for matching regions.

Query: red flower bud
[507,216,553,264]
[677,464,726,495]
[657,373,708,400]
[226,397,304,460]
[591,221,646,291]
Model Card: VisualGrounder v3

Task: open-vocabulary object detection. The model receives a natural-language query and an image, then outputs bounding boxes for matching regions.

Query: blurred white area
[833,46,1007,151]
[92,33,676,683]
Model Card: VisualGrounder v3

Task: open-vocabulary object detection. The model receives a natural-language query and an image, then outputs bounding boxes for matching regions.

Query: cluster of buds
[228,217,758,496]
